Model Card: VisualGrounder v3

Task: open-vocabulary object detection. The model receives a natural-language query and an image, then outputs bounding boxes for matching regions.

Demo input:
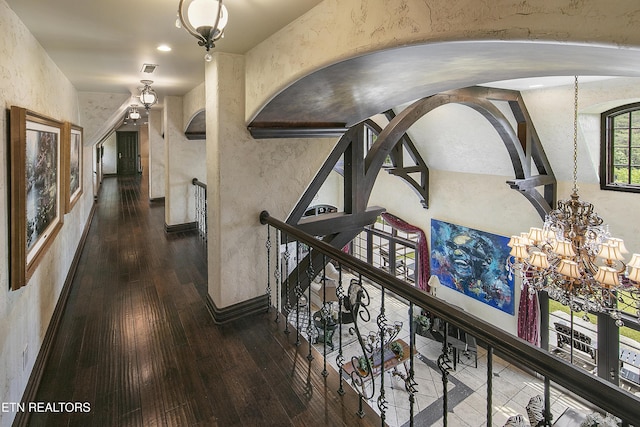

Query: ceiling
[7,0,640,136]
[5,0,323,100]
[248,40,640,135]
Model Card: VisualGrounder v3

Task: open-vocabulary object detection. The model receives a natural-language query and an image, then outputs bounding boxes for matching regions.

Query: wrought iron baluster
[196,186,202,236]
[283,234,291,333]
[320,255,329,377]
[194,185,200,235]
[438,320,454,427]
[544,376,551,426]
[305,250,315,361]
[192,179,207,243]
[265,225,272,310]
[407,303,418,426]
[202,188,207,241]
[273,230,281,323]
[376,288,388,424]
[200,185,206,239]
[336,262,346,396]
[294,241,303,347]
[345,274,374,418]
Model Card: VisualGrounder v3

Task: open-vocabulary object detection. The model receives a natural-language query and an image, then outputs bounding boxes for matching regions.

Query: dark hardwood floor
[27,175,378,427]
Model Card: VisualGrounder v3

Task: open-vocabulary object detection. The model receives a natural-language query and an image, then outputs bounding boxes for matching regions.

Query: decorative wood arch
[380,110,430,209]
[367,86,556,219]
[281,86,556,302]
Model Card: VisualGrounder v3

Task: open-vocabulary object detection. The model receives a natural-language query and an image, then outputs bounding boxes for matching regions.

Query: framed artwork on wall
[9,106,64,291]
[430,219,515,315]
[64,123,83,212]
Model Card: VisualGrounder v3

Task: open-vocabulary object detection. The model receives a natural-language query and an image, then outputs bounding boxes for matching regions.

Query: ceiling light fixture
[177,0,228,62]
[139,80,158,111]
[507,76,640,326]
[157,44,172,52]
[128,105,141,125]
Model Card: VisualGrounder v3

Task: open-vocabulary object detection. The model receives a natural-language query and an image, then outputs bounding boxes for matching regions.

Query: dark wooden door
[117,131,138,175]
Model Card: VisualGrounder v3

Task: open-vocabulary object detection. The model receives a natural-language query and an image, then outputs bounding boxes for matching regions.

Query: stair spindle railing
[191,178,207,242]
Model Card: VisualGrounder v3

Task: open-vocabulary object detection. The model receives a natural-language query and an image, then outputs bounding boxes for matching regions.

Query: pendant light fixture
[128,105,141,125]
[139,80,158,111]
[177,0,229,62]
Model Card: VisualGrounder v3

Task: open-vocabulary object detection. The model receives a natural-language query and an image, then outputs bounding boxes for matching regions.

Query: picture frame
[9,106,64,290]
[64,122,83,212]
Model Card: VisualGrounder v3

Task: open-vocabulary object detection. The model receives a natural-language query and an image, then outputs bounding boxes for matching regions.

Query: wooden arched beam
[366,86,556,218]
[284,122,386,299]
[282,87,556,304]
[381,110,430,208]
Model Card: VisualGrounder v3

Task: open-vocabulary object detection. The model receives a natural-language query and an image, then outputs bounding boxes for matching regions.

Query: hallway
[27,176,374,427]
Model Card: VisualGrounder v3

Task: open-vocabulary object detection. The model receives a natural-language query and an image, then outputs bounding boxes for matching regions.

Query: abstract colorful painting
[430,219,514,314]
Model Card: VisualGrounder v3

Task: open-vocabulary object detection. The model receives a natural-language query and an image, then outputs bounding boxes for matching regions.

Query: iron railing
[260,210,640,426]
[192,178,207,242]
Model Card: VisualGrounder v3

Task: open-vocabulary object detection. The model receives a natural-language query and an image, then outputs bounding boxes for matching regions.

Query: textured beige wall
[139,118,149,176]
[78,92,132,147]
[206,52,338,307]
[148,109,165,200]
[371,168,530,334]
[0,2,92,425]
[164,96,206,226]
[245,0,640,122]
[102,132,117,174]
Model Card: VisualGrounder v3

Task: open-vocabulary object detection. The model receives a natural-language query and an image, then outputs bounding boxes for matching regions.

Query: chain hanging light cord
[572,75,579,195]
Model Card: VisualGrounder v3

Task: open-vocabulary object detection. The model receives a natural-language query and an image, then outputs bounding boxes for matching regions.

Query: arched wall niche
[185,109,206,140]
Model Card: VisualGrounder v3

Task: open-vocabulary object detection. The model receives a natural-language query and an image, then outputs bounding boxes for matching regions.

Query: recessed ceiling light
[157,44,172,52]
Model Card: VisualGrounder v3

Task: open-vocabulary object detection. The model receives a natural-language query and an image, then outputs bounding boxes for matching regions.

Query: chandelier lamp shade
[507,76,640,326]
[139,80,157,111]
[177,0,228,61]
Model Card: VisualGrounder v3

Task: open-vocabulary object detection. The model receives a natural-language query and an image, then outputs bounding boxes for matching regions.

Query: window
[363,123,392,167]
[364,123,377,153]
[601,102,640,192]
[351,217,418,284]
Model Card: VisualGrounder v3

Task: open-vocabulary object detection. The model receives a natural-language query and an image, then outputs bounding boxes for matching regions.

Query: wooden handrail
[259,210,640,424]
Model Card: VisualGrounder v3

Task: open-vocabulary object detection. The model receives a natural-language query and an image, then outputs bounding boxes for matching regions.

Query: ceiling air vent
[141,63,158,74]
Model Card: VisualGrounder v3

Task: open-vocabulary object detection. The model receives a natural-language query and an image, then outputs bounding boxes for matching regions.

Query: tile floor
[290,278,601,427]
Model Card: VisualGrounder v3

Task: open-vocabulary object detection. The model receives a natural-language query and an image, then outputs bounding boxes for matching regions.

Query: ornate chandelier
[507,77,640,326]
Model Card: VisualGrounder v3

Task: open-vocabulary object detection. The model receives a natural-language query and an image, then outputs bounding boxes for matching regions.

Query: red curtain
[380,213,430,292]
[517,281,540,346]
